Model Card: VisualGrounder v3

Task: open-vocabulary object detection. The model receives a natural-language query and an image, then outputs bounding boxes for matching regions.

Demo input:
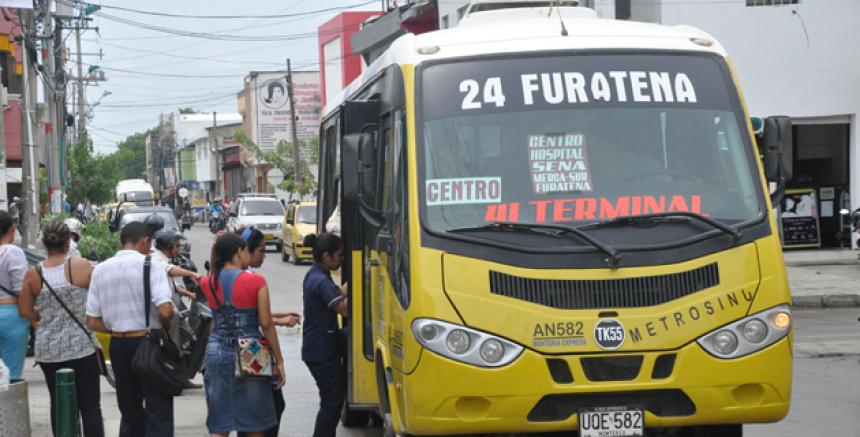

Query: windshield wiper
[448,222,622,268]
[579,211,742,242]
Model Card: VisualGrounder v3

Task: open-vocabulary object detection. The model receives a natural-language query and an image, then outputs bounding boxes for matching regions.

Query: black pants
[305,359,346,437]
[39,353,105,437]
[110,337,174,437]
[237,387,285,437]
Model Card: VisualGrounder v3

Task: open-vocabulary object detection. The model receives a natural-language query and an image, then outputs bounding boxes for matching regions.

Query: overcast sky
[78,0,381,153]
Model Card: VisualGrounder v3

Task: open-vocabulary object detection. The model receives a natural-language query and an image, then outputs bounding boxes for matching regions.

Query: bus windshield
[418,53,764,238]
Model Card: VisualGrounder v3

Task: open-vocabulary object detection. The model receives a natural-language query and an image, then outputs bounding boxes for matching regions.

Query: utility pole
[75,25,85,141]
[43,0,62,214]
[0,64,6,212]
[19,9,38,247]
[286,59,302,196]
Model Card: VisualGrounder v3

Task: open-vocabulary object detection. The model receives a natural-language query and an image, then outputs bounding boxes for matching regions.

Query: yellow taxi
[280,201,316,264]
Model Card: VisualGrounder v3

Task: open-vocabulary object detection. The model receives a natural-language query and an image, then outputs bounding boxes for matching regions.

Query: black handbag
[35,263,109,378]
[131,256,186,397]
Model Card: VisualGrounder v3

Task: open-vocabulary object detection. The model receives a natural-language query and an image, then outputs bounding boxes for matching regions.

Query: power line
[78,0,378,20]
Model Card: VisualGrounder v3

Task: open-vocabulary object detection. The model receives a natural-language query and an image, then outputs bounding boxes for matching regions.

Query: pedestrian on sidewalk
[85,222,177,437]
[301,233,349,437]
[0,210,29,379]
[18,221,105,437]
[237,226,300,437]
[200,232,285,437]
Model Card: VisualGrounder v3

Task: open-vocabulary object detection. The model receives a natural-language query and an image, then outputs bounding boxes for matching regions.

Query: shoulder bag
[131,255,186,397]
[211,270,274,379]
[35,263,109,378]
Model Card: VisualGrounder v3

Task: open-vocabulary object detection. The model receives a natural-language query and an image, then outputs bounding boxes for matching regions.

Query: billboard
[249,71,322,150]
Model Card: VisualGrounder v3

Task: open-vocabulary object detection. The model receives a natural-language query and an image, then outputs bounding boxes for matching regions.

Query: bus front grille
[546,358,574,384]
[489,263,719,309]
[651,353,677,379]
[527,389,696,422]
[580,356,643,381]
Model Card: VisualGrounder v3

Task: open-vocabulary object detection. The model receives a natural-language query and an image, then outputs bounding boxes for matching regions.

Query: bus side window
[387,110,410,308]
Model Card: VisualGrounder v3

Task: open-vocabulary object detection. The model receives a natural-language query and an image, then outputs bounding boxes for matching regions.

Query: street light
[86,90,112,121]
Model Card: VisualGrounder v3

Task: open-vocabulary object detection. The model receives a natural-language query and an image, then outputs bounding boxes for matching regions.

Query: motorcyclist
[143,214,165,252]
[152,229,204,389]
[208,200,225,231]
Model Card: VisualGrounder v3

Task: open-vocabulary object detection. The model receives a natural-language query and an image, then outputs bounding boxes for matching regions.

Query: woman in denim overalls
[201,233,285,437]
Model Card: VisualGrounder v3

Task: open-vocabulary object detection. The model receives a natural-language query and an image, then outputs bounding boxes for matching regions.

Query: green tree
[104,130,149,181]
[66,136,115,205]
[235,129,319,199]
[178,107,196,114]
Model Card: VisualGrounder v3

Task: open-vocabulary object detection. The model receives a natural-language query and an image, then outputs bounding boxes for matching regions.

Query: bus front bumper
[399,337,791,435]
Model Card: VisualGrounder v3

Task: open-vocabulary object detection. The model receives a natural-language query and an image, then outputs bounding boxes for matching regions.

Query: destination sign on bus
[421,53,733,121]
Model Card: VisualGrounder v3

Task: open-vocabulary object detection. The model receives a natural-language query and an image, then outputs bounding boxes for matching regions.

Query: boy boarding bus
[317,6,793,437]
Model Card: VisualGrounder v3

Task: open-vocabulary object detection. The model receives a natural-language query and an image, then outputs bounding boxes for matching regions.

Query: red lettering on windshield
[486,195,707,224]
[553,199,574,222]
[530,200,552,223]
[574,198,596,220]
[600,197,630,219]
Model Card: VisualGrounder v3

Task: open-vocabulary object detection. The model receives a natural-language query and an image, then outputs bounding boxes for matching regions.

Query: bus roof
[323,7,725,116]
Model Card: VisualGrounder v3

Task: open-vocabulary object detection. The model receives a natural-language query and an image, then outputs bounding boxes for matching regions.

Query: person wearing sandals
[200,232,286,437]
[18,220,105,437]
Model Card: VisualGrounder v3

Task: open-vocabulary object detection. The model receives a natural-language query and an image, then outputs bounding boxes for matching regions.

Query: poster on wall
[780,188,821,249]
[251,71,322,150]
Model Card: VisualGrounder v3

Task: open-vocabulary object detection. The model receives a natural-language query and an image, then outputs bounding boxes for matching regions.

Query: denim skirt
[204,338,277,434]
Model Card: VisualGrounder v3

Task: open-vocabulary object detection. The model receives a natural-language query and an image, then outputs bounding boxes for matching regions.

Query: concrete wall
[653,0,860,237]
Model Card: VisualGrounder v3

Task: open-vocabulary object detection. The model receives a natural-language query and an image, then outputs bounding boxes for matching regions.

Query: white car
[226,195,285,251]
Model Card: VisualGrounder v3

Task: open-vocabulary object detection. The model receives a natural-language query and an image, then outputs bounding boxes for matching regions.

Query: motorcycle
[181,209,194,231]
[209,210,225,234]
[171,253,212,378]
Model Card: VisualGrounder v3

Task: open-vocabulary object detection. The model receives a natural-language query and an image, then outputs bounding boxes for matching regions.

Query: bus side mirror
[342,133,364,203]
[762,116,793,183]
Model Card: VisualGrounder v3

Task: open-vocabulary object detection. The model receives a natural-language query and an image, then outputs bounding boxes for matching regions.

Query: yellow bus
[317,6,794,437]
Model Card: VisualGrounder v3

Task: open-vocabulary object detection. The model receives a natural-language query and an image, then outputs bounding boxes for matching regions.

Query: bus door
[339,101,383,407]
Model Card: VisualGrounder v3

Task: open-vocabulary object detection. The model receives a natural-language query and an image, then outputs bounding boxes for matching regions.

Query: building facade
[0,12,27,211]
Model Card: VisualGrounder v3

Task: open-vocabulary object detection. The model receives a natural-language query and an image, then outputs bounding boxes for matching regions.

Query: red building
[317,11,382,108]
[0,10,25,198]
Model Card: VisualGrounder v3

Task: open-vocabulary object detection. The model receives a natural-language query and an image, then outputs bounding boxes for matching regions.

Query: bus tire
[341,403,369,427]
[687,424,742,437]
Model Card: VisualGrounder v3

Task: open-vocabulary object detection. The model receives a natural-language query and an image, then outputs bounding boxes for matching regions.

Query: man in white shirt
[86,222,176,437]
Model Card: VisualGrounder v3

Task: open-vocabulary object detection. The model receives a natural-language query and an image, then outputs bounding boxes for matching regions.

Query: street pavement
[21,225,860,436]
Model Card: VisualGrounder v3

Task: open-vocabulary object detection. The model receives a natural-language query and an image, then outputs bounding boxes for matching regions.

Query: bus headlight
[412,318,523,367]
[446,330,471,354]
[697,305,791,359]
[480,339,505,364]
[741,319,768,343]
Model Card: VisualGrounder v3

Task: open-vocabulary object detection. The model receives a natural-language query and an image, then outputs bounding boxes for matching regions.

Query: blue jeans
[0,304,29,379]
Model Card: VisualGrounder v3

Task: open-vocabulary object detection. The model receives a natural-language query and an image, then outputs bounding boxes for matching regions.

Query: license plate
[579,408,643,437]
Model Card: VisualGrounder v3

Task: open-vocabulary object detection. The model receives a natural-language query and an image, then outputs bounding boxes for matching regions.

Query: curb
[785,260,859,267]
[792,294,860,308]
[785,258,860,267]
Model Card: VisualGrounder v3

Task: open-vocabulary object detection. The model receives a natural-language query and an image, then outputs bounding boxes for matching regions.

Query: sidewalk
[784,249,860,308]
